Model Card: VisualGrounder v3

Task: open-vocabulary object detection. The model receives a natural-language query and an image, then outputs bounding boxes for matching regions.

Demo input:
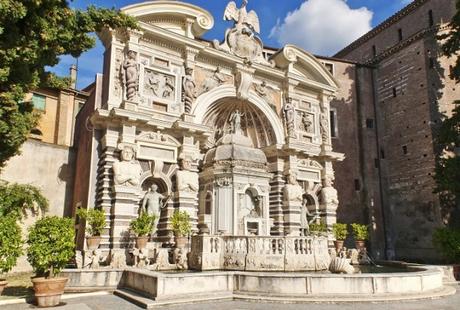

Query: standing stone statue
[142,184,167,217]
[283,98,296,138]
[122,50,138,101]
[320,109,329,143]
[229,109,244,134]
[113,146,142,187]
[182,67,196,113]
[283,172,303,203]
[301,195,320,236]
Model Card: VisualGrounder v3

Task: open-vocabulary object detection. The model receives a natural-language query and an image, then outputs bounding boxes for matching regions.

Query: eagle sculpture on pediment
[224,0,260,34]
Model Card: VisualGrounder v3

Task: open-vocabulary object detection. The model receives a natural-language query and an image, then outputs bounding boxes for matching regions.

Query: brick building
[330,0,458,261]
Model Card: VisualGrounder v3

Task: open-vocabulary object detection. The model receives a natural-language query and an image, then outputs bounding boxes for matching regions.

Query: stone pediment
[271,45,339,91]
[121,1,214,39]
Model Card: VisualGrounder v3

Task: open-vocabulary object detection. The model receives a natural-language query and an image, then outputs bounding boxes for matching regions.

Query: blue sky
[54,0,413,89]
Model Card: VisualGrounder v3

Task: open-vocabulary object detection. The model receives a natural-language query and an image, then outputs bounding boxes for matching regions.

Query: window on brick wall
[354,179,361,191]
[428,10,434,27]
[372,45,377,57]
[324,62,334,75]
[380,148,385,159]
[392,87,397,97]
[402,145,408,155]
[330,109,338,138]
[366,118,374,129]
[398,28,403,41]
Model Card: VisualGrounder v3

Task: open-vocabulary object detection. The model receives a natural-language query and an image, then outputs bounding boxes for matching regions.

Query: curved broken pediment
[122,1,214,39]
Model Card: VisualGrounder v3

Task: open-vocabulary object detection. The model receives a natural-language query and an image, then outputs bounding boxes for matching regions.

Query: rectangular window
[324,63,334,75]
[330,109,338,138]
[366,118,374,129]
[374,158,380,169]
[392,87,397,97]
[398,28,403,41]
[428,10,434,27]
[354,179,361,191]
[403,145,408,155]
[372,45,377,57]
[32,93,46,111]
[380,148,385,159]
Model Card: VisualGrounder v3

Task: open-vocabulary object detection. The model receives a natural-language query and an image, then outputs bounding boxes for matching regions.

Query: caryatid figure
[182,67,196,113]
[283,98,296,138]
[113,146,142,187]
[142,184,167,217]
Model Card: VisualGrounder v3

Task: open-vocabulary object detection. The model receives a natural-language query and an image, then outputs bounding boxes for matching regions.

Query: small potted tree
[129,213,157,249]
[170,210,192,248]
[332,223,348,252]
[309,222,327,237]
[0,214,23,295]
[76,208,106,250]
[27,216,75,307]
[351,223,369,250]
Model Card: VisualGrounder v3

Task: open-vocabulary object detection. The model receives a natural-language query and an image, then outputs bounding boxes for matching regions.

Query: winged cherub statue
[224,0,260,36]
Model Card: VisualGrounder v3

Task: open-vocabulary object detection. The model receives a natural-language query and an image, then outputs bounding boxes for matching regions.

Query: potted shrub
[351,223,369,250]
[0,214,23,295]
[27,216,75,307]
[332,223,348,252]
[129,213,157,249]
[433,227,460,280]
[309,222,327,236]
[76,208,106,250]
[170,210,192,248]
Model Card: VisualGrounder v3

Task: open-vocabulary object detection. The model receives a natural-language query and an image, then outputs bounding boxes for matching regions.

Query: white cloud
[269,0,373,56]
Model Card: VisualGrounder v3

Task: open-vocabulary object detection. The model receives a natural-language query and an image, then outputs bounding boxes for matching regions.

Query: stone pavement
[2,287,459,310]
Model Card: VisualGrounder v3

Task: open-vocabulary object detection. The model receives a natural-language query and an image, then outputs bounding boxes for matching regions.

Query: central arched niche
[203,97,277,149]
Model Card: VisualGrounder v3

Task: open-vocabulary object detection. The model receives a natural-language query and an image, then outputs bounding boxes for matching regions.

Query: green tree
[435,0,460,225]
[440,0,460,82]
[0,0,137,169]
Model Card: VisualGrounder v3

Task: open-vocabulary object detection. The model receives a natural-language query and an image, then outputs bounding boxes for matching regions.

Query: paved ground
[2,286,459,310]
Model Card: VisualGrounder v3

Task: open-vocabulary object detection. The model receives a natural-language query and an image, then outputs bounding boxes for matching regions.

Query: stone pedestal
[188,235,222,270]
[112,185,141,249]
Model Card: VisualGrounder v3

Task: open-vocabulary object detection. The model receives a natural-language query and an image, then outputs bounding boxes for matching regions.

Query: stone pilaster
[111,185,141,249]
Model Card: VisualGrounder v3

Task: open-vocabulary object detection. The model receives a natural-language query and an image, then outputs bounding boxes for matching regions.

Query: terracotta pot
[175,236,188,249]
[0,279,7,295]
[136,236,149,249]
[453,265,460,281]
[32,277,68,307]
[86,236,101,250]
[334,240,345,253]
[355,240,366,250]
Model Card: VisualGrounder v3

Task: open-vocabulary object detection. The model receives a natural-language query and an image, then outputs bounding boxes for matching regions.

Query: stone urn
[32,277,68,307]
[86,236,101,251]
[334,240,345,252]
[175,236,188,249]
[355,240,366,250]
[0,279,7,295]
[135,236,149,250]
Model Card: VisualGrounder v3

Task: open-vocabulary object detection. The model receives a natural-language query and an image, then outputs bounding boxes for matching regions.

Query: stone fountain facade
[77,0,344,270]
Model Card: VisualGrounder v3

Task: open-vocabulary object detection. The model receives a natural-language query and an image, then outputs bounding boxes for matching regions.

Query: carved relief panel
[293,99,321,145]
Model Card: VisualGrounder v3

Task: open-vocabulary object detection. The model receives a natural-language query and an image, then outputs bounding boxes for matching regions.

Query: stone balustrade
[188,235,331,271]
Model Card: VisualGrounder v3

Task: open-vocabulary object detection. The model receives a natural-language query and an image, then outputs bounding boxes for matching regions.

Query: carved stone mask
[121,147,134,161]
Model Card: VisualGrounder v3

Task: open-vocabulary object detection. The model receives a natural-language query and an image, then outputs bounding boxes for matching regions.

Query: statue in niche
[122,50,139,101]
[177,159,199,193]
[202,67,226,93]
[113,145,142,187]
[320,110,329,143]
[229,109,245,134]
[142,184,168,217]
[283,98,296,138]
[302,112,313,133]
[301,195,320,236]
[283,172,303,203]
[182,67,196,113]
[320,176,339,210]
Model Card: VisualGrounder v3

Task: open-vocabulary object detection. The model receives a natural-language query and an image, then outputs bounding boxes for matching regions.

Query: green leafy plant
[433,227,460,263]
[309,222,327,236]
[0,182,48,219]
[0,214,23,276]
[27,216,75,278]
[170,211,192,237]
[76,208,106,236]
[0,2,138,169]
[332,223,348,240]
[130,213,157,237]
[351,223,369,241]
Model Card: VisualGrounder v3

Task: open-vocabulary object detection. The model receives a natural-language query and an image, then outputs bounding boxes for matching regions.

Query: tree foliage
[351,223,369,241]
[0,0,138,169]
[433,227,460,263]
[0,181,48,219]
[129,213,157,237]
[170,211,192,237]
[439,0,460,82]
[27,216,75,278]
[76,208,106,236]
[0,214,23,275]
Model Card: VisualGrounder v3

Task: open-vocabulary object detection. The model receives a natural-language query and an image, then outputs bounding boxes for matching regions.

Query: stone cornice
[335,0,429,57]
